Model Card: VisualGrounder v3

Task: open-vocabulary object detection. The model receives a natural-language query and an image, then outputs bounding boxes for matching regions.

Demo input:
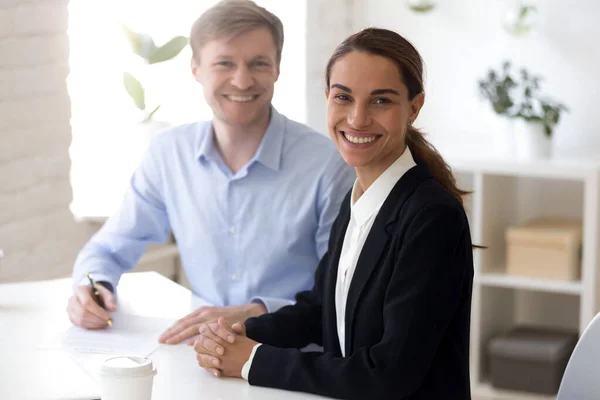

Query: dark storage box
[488,326,578,395]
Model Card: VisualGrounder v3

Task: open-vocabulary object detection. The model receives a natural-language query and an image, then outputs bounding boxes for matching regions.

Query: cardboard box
[506,218,582,281]
[488,326,578,395]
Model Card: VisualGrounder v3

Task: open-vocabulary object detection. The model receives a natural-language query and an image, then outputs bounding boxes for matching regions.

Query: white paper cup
[98,356,157,400]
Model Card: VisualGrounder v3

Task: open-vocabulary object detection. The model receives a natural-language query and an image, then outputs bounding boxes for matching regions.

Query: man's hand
[194,317,255,378]
[158,303,266,345]
[67,284,116,329]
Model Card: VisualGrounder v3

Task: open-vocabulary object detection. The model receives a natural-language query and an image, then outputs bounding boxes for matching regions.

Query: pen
[86,272,113,327]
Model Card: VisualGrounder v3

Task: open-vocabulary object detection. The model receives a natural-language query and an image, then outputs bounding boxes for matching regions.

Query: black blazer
[245,163,474,400]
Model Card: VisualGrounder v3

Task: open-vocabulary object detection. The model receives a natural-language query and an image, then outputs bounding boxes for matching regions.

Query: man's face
[191,27,280,129]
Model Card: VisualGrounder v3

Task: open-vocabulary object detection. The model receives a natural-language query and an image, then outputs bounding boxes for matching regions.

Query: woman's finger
[196,352,221,371]
[208,317,236,344]
[199,323,228,345]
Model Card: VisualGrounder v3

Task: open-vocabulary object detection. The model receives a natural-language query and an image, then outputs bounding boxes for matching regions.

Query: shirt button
[231,273,238,280]
[229,226,236,234]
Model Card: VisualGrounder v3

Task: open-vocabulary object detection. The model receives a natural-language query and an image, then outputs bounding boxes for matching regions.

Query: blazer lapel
[343,163,431,355]
[324,194,351,356]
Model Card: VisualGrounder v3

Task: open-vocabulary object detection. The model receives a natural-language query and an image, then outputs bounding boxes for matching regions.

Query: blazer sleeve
[247,203,471,400]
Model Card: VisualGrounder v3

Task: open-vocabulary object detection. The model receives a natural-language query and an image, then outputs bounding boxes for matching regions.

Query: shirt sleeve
[241,343,262,380]
[71,135,171,291]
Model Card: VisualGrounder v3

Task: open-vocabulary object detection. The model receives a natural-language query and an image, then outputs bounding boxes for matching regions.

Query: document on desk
[39,312,175,356]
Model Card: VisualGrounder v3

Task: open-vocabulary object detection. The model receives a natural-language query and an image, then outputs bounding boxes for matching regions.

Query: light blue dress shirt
[72,108,356,312]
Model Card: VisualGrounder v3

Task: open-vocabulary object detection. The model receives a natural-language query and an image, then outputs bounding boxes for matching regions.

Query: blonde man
[68,0,355,345]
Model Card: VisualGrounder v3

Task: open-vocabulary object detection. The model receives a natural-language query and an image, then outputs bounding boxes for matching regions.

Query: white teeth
[343,132,376,144]
[226,95,255,102]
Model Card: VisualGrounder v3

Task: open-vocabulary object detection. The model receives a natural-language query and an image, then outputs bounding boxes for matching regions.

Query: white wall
[354,0,600,159]
[306,0,358,135]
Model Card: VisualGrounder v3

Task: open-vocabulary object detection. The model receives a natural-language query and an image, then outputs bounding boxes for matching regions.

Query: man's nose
[230,66,254,91]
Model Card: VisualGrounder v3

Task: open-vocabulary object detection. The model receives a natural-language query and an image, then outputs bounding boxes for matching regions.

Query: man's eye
[216,61,233,67]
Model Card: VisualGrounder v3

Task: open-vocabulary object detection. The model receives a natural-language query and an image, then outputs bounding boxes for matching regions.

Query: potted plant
[478,61,568,159]
[504,2,537,37]
[407,0,437,13]
[121,25,188,123]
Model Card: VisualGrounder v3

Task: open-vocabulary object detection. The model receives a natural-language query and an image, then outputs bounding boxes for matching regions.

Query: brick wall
[0,0,95,282]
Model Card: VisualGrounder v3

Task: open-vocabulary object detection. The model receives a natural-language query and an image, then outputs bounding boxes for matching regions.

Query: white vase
[514,119,552,160]
[493,117,517,158]
[133,120,171,151]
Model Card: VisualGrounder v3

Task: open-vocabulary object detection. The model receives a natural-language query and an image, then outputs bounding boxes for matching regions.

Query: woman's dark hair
[325,27,471,211]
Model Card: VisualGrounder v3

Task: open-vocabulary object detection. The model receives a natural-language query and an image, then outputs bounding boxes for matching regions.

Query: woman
[193,27,474,400]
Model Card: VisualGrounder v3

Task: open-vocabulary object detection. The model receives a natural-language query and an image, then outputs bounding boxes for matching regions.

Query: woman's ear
[324,89,330,100]
[409,92,425,122]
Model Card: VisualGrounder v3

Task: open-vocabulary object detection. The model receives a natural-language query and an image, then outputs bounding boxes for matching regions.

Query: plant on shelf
[478,60,568,137]
[406,0,436,13]
[504,2,537,37]
[121,25,189,122]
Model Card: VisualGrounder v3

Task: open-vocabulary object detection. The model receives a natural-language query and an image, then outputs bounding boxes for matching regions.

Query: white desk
[0,272,330,400]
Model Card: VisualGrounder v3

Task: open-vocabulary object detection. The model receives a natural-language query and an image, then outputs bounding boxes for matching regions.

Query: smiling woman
[325,50,424,190]
[192,27,475,400]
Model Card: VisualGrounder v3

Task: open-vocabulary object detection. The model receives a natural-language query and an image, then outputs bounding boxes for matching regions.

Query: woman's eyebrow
[370,88,400,95]
[330,84,400,96]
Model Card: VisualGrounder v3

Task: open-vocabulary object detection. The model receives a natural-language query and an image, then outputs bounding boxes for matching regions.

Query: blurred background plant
[478,61,568,137]
[121,25,188,122]
[504,1,538,37]
[406,0,436,13]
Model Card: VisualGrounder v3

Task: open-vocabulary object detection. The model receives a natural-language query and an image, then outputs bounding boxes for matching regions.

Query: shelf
[476,269,582,295]
[473,382,556,400]
[446,155,600,181]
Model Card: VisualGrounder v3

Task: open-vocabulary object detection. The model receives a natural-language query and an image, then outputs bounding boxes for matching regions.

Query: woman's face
[326,51,423,174]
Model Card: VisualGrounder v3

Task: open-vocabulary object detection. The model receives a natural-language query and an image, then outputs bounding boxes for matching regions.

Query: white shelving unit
[445,155,600,400]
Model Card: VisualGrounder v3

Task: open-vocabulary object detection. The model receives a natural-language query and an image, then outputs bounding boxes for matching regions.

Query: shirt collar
[351,146,417,227]
[252,106,285,171]
[195,121,217,162]
[194,106,285,171]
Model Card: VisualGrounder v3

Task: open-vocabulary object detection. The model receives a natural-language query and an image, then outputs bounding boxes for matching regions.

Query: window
[68,0,306,219]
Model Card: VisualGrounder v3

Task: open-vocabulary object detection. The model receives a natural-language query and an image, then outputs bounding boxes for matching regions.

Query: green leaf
[148,36,189,64]
[121,24,157,61]
[123,72,145,110]
[144,104,161,122]
[519,5,536,20]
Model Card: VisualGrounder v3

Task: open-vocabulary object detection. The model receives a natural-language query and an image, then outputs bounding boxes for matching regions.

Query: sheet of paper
[39,312,175,356]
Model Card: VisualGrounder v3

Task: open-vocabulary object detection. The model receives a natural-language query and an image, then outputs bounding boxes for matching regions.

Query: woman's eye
[374,97,391,104]
[335,94,350,102]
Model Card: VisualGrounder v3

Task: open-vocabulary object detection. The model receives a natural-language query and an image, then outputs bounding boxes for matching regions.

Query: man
[67,0,355,345]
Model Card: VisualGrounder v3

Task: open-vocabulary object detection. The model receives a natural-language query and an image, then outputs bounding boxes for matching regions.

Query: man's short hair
[190,0,284,64]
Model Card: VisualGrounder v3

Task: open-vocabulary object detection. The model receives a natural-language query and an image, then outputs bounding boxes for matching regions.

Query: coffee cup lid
[99,356,156,378]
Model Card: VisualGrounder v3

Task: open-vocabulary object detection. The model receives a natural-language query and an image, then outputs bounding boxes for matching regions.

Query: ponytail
[406,127,485,249]
[405,126,470,209]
